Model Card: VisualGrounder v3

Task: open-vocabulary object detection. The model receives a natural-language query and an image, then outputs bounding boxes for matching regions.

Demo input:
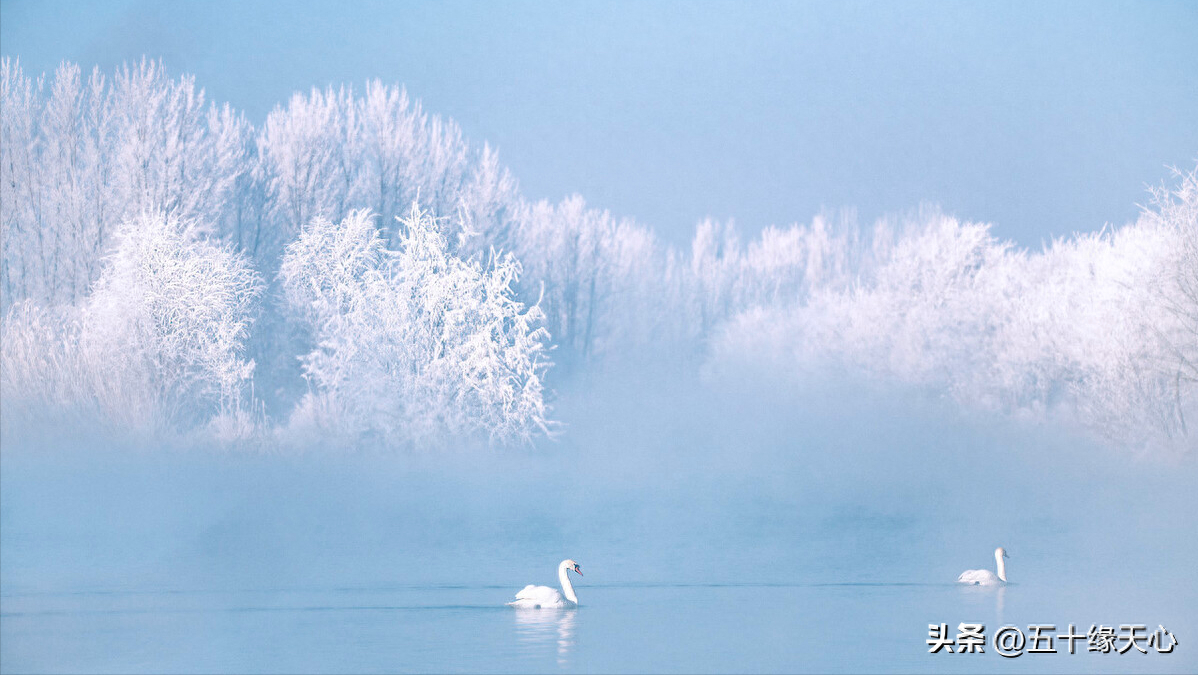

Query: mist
[2,55,1196,673]
[4,362,1196,671]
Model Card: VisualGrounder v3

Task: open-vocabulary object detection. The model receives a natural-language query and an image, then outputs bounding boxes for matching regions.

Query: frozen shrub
[280,205,550,446]
[83,212,261,429]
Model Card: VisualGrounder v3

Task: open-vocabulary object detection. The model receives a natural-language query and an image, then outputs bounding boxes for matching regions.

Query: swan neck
[996,552,1007,582]
[559,563,578,604]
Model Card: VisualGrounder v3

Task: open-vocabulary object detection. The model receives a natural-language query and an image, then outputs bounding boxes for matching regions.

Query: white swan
[507,559,583,608]
[957,547,1008,585]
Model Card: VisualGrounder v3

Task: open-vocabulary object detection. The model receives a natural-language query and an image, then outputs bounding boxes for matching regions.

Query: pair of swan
[507,549,1008,608]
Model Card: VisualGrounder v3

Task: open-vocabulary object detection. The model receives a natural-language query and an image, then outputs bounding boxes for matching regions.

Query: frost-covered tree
[510,195,684,362]
[105,60,249,240]
[83,212,262,429]
[1,58,41,307]
[1,301,93,423]
[279,206,550,446]
[258,82,519,260]
[2,212,261,432]
[512,196,611,358]
[702,192,1197,451]
[1138,167,1198,437]
[4,56,1193,452]
[690,218,742,336]
[0,58,252,310]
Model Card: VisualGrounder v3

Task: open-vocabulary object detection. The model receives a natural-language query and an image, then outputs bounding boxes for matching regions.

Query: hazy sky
[3,0,1195,245]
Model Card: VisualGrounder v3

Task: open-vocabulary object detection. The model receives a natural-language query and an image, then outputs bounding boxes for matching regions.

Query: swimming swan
[508,559,583,608]
[957,547,1008,585]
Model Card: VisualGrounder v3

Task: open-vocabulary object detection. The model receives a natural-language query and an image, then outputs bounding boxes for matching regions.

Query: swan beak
[574,566,583,576]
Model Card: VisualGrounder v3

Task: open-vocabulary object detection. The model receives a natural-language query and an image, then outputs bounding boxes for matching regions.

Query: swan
[957,547,1008,585]
[507,559,583,608]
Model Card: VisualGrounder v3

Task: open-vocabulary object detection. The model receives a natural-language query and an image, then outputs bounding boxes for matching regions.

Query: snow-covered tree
[0,58,252,310]
[702,194,1197,451]
[2,212,261,433]
[1,301,92,423]
[279,206,550,446]
[258,82,519,260]
[1,58,42,307]
[512,196,611,358]
[509,195,684,362]
[83,212,262,429]
[1138,167,1198,437]
[3,57,1193,452]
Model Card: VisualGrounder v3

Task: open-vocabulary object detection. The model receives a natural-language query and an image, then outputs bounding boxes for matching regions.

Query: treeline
[1,59,1194,450]
[706,192,1197,448]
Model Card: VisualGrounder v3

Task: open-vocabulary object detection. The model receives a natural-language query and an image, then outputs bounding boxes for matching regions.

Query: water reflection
[513,608,577,665]
[957,582,1007,626]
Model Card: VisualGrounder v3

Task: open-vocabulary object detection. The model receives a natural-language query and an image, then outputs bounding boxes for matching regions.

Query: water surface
[3,383,1195,672]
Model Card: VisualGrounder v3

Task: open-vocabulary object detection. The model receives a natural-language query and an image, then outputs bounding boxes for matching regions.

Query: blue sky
[2,0,1195,245]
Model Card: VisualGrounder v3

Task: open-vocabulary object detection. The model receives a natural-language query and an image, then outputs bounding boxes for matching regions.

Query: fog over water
[3,366,1194,672]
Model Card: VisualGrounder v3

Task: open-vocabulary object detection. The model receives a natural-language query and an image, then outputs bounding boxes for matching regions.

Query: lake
[3,571,1194,672]
[2,384,1195,673]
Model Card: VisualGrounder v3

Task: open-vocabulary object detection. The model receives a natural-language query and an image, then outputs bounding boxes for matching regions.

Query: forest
[2,58,1195,453]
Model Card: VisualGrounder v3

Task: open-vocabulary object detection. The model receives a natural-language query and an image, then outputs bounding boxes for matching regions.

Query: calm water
[2,578,1194,672]
[3,386,1196,673]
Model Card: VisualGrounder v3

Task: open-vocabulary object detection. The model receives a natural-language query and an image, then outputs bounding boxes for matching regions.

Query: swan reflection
[996,584,1006,623]
[514,608,577,665]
